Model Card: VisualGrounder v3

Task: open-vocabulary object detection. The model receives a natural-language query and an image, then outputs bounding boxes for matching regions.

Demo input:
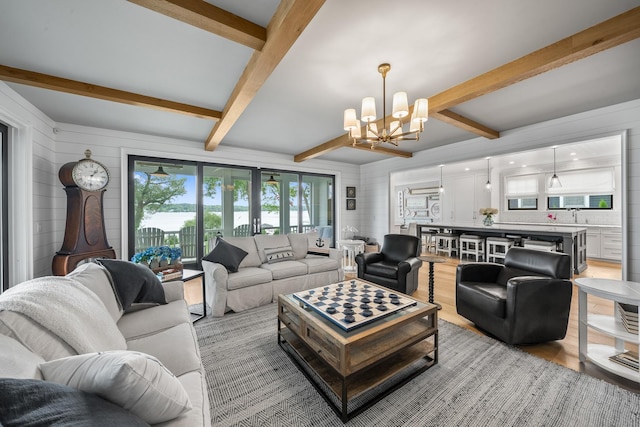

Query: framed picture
[346,186,356,198]
[346,198,356,210]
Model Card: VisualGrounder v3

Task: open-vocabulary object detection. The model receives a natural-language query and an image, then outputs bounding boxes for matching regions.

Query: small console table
[575,278,640,383]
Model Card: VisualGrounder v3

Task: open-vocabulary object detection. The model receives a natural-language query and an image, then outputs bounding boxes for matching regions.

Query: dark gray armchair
[456,247,572,345]
[355,234,422,295]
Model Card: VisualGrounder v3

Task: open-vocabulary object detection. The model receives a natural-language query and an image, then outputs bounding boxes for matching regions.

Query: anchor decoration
[315,238,325,248]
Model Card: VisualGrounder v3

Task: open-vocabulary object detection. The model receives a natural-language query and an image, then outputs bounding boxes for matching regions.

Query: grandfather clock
[52,149,116,275]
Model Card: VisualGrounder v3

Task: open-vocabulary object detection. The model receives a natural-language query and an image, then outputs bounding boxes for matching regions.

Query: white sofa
[203,233,344,317]
[0,262,210,426]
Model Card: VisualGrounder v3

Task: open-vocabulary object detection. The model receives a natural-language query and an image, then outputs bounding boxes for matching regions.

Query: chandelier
[343,63,429,149]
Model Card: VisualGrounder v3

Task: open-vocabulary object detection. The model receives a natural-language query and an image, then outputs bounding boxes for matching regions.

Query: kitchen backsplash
[500,210,621,226]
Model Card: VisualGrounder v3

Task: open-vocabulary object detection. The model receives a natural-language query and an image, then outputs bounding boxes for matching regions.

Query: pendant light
[266,175,278,185]
[549,147,562,188]
[439,165,445,193]
[485,158,492,192]
[150,166,169,177]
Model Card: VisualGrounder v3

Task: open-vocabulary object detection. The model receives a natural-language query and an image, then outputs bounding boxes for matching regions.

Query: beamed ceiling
[0,0,639,165]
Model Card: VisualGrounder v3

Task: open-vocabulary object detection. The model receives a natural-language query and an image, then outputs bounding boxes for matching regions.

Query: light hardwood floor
[185,257,639,393]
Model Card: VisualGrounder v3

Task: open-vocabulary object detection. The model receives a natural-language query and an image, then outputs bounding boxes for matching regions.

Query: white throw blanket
[0,276,126,354]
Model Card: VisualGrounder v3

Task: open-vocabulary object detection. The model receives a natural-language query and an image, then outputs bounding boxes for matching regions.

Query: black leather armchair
[355,234,422,295]
[456,247,572,345]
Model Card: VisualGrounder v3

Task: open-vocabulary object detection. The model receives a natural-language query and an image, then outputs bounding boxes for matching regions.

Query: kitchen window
[505,174,538,211]
[548,194,613,210]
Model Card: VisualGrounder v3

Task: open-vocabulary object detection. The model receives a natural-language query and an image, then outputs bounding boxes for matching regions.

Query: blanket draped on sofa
[0,277,126,353]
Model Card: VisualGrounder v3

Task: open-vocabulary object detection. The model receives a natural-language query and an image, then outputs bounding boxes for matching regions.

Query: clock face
[72,159,110,191]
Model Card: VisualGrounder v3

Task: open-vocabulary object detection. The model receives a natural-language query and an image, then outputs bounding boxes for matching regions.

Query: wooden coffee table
[277,282,438,421]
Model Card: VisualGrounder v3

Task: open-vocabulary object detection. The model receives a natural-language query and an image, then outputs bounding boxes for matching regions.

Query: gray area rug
[195,304,640,426]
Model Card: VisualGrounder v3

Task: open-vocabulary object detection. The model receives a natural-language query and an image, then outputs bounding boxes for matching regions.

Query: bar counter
[415,222,587,275]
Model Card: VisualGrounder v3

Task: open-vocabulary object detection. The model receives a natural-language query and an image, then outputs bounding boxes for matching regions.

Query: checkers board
[292,280,417,331]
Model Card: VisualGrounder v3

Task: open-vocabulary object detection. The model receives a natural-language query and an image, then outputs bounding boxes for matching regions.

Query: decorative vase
[149,259,160,269]
[483,215,494,226]
[159,259,169,268]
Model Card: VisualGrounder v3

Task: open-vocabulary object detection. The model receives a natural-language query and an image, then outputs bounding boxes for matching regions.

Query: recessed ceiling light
[573,158,579,161]
[570,152,576,156]
[509,161,515,165]
[522,165,527,168]
[464,167,470,171]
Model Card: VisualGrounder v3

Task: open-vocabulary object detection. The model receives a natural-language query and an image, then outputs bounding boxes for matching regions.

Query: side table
[338,240,365,273]
[418,255,447,309]
[168,268,205,323]
[575,278,640,383]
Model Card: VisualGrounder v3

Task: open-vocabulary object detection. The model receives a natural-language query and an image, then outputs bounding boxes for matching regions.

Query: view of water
[140,211,296,232]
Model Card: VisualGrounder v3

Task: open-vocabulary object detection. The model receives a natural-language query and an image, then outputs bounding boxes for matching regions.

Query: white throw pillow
[40,350,192,424]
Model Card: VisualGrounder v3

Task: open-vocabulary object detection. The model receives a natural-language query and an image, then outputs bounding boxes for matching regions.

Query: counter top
[422,222,587,233]
[498,222,621,230]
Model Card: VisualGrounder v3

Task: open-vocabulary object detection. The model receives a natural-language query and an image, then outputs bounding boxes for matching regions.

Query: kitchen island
[415,222,587,275]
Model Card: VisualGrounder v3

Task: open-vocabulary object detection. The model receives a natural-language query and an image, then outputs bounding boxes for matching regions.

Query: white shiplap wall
[360,98,640,281]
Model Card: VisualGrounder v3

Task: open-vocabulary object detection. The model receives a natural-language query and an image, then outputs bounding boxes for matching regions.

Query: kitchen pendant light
[266,175,278,185]
[485,158,492,192]
[549,147,562,188]
[439,165,445,193]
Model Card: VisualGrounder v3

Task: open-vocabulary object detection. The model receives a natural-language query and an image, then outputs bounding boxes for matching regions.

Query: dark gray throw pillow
[97,259,166,311]
[202,238,248,272]
[0,378,150,426]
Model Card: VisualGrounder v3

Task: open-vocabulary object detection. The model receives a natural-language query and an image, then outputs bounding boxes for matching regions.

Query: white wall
[0,82,57,284]
[360,98,640,281]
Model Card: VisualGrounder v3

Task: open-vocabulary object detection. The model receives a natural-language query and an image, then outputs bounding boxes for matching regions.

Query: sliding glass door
[0,122,7,292]
[128,156,334,268]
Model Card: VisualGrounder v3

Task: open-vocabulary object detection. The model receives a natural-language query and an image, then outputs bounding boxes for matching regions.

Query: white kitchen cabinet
[441,174,488,223]
[586,229,601,258]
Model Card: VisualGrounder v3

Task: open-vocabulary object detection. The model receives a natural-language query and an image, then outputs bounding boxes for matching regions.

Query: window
[548,194,613,210]
[508,198,538,210]
[505,174,538,211]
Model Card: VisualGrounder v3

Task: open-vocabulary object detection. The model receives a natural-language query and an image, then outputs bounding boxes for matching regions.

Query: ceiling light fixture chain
[485,158,492,192]
[343,63,429,149]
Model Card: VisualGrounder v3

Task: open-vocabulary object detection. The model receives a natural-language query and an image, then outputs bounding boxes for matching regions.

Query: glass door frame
[127,156,336,269]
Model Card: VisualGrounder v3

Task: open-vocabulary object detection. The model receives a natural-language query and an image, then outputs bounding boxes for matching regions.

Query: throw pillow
[264,245,295,264]
[40,350,192,425]
[202,237,248,272]
[0,378,150,427]
[96,259,166,312]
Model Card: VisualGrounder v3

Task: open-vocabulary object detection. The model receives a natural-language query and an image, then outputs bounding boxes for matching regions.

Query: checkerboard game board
[292,280,417,331]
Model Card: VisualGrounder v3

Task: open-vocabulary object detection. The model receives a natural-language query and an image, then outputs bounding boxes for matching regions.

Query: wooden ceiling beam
[427,6,640,112]
[128,0,267,51]
[205,0,326,151]
[350,144,413,159]
[294,133,350,162]
[295,6,640,161]
[431,110,500,139]
[0,64,222,120]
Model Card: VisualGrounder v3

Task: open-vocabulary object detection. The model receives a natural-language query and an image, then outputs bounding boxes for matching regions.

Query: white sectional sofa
[0,262,210,427]
[203,233,344,317]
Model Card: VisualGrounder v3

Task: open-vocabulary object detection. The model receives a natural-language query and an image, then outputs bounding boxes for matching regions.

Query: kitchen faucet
[568,208,581,223]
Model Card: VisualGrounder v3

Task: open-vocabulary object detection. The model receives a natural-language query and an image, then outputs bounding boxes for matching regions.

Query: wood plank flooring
[185,256,639,393]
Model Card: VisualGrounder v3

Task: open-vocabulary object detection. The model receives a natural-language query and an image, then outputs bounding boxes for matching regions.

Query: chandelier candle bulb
[414,98,429,122]
[343,109,357,130]
[392,92,409,118]
[361,97,376,122]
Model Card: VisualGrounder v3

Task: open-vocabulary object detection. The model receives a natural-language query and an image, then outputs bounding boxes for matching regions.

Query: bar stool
[459,234,485,262]
[505,234,523,247]
[422,229,439,254]
[523,239,556,252]
[486,237,515,263]
[436,233,459,257]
